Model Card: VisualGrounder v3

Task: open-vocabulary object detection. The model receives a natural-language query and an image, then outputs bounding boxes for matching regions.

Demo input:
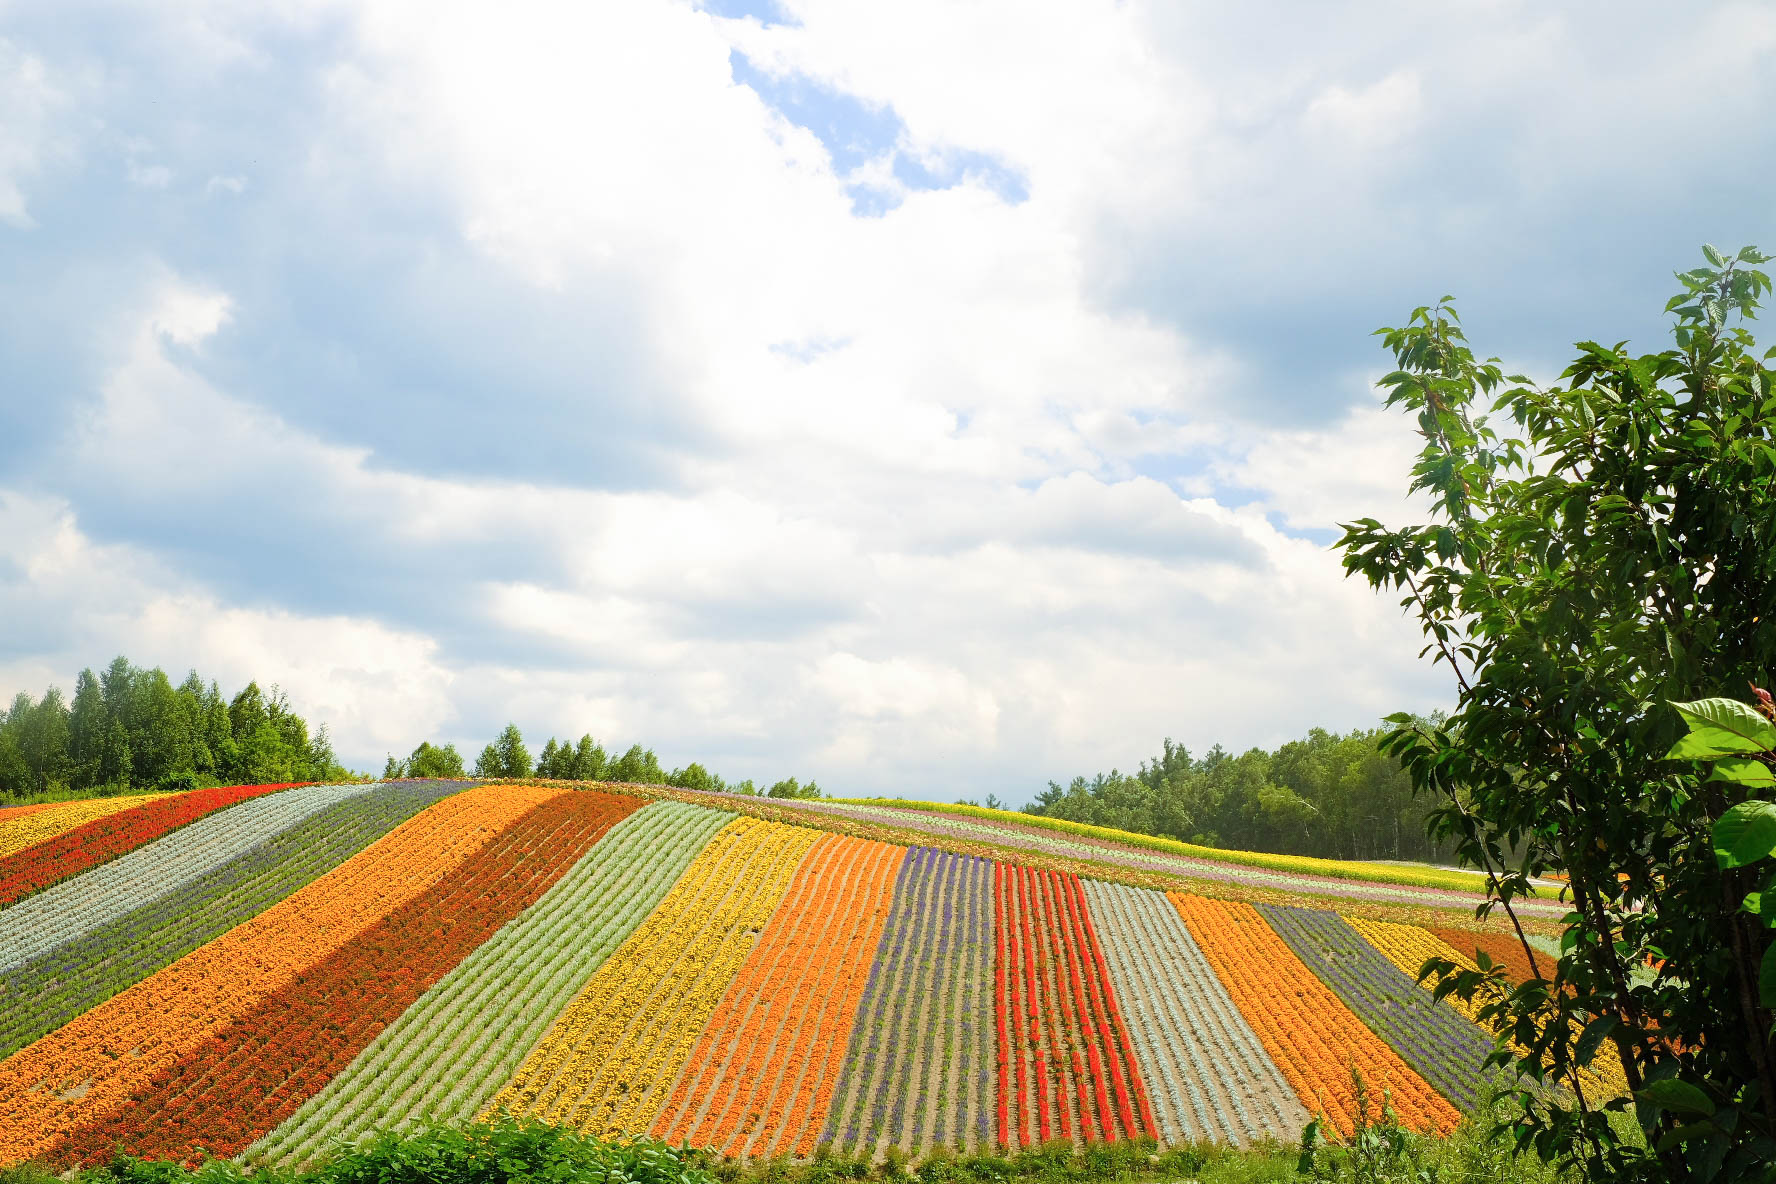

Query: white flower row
[1080,878,1308,1146]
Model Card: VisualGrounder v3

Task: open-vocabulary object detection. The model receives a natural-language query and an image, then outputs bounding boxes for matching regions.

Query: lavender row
[774,800,1565,916]
[821,847,994,1156]
[1081,880,1307,1145]
[0,780,462,1059]
[1255,903,1497,1112]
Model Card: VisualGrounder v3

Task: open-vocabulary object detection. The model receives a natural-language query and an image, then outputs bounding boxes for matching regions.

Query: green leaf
[1665,698,1776,758]
[1575,1014,1618,1066]
[1715,801,1776,868]
[1762,944,1776,1010]
[1656,1121,1720,1152]
[1710,758,1776,790]
[1636,1078,1716,1117]
[1704,243,1727,267]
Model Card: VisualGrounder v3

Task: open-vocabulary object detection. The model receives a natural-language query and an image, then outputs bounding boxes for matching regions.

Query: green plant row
[828,801,1493,894]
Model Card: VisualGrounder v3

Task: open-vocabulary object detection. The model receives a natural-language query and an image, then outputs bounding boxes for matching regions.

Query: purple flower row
[820,847,994,1156]
[1255,903,1498,1112]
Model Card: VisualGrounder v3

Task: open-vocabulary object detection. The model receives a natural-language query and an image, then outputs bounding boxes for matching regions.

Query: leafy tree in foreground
[1340,246,1776,1180]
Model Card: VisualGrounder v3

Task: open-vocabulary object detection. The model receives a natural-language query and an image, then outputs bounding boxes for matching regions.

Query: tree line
[0,656,349,799]
[1017,724,1454,863]
[385,723,825,799]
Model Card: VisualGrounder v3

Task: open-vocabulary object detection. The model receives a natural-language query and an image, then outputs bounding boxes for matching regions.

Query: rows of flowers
[0,794,179,860]
[45,788,640,1167]
[1348,915,1629,1100]
[1254,903,1496,1114]
[784,800,1550,915]
[1167,893,1462,1137]
[250,800,734,1170]
[485,817,823,1139]
[819,847,996,1157]
[0,781,550,1165]
[0,783,380,971]
[0,781,1551,1167]
[994,866,1155,1148]
[1426,925,1547,984]
[0,782,313,907]
[1079,878,1308,1146]
[653,834,903,1158]
[0,780,457,1060]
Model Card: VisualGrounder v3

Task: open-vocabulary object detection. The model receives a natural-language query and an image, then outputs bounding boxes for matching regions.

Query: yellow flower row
[1342,915,1628,1099]
[485,816,824,1139]
[0,794,178,860]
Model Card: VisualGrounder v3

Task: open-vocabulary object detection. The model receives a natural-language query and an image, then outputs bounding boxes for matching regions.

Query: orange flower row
[1168,894,1460,1138]
[0,783,562,1166]
[1427,927,1548,985]
[652,834,903,1159]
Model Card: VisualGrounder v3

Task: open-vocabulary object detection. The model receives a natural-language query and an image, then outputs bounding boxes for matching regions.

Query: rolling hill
[0,780,1597,1170]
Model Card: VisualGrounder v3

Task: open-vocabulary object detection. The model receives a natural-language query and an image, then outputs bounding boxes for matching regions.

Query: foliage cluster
[1338,245,1776,1181]
[448,724,823,799]
[1024,727,1452,865]
[0,656,349,801]
[0,1113,1607,1184]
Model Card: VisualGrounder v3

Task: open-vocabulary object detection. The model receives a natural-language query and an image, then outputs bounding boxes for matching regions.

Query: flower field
[0,782,1604,1169]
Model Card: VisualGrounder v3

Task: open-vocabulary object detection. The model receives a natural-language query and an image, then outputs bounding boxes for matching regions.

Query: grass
[827,800,1497,895]
[0,1113,1608,1184]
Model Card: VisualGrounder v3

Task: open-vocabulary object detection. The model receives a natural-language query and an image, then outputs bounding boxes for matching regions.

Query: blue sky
[2,0,1774,799]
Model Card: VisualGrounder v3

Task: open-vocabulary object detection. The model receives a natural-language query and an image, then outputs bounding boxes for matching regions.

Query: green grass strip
[829,800,1491,893]
[245,798,733,1169]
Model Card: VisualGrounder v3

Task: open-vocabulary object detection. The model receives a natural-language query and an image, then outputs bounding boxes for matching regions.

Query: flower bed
[0,795,179,860]
[45,788,640,1166]
[485,816,822,1139]
[1080,878,1306,1146]
[1255,903,1496,1114]
[1168,893,1460,1137]
[653,833,904,1159]
[820,847,996,1158]
[0,782,556,1166]
[252,799,733,1170]
[0,783,385,971]
[0,783,312,906]
[0,780,458,1060]
[995,865,1154,1148]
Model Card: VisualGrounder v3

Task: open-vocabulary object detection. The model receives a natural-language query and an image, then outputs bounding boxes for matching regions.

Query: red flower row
[45,789,641,1168]
[0,783,310,906]
[993,864,1156,1149]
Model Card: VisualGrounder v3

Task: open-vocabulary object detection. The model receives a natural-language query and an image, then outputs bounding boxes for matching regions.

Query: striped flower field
[0,782,1600,1170]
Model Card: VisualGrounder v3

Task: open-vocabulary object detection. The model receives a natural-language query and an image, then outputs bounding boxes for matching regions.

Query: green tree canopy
[1340,246,1776,1180]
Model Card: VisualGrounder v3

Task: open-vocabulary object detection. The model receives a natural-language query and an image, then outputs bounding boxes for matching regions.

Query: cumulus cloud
[1,0,1769,797]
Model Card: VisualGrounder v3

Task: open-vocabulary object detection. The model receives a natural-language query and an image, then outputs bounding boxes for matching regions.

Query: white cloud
[0,39,67,229]
[25,0,1763,793]
[1212,400,1428,533]
[0,491,457,763]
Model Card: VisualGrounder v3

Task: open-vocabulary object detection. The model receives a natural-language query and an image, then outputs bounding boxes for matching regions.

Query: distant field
[0,781,1597,1171]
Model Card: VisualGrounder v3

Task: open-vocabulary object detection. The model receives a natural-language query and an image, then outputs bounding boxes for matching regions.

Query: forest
[1021,725,1452,863]
[0,656,349,798]
[2,658,1436,865]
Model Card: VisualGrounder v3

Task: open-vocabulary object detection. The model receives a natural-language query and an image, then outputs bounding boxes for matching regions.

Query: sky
[2,1,1774,801]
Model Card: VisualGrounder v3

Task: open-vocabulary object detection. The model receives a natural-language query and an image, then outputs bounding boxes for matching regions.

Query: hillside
[0,781,1597,1171]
